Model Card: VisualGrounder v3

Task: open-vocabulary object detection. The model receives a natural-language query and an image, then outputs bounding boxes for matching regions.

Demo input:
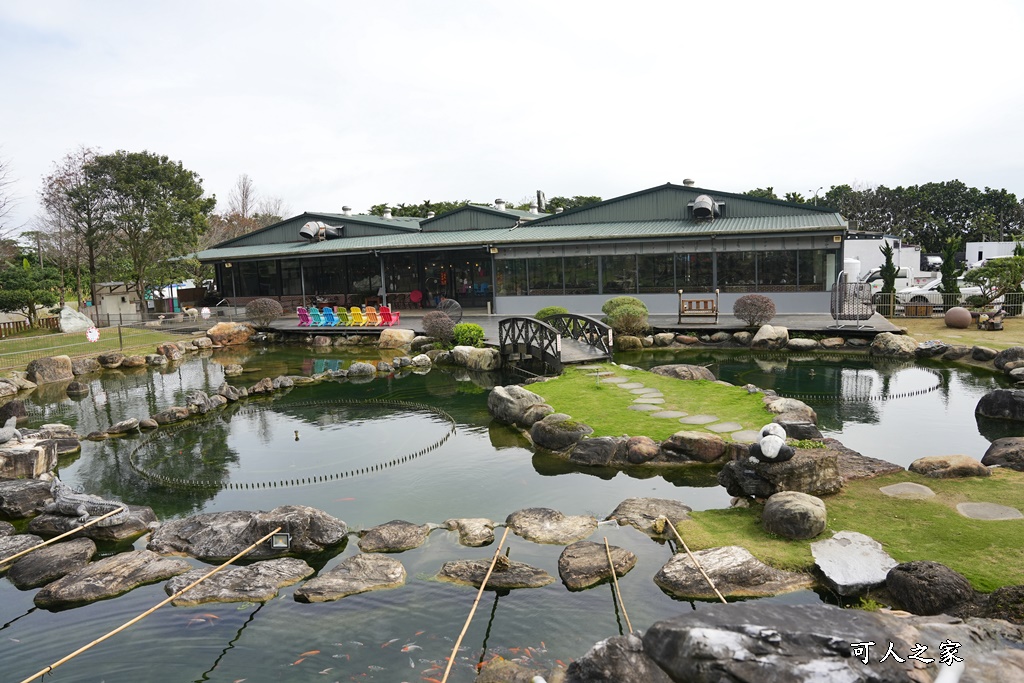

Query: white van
[861,267,916,298]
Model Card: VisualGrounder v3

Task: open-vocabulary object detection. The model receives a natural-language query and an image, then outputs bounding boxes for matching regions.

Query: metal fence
[871,291,1024,318]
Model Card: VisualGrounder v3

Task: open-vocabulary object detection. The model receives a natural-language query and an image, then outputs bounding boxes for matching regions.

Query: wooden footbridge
[497,314,612,373]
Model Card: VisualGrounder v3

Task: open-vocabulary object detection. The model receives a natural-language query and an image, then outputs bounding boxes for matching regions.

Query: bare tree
[0,153,18,238]
[228,173,259,219]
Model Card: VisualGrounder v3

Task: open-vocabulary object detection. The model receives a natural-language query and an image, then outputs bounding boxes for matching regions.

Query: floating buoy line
[127,399,457,491]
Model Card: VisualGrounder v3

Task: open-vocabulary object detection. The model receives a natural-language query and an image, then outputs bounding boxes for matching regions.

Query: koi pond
[0,346,1015,682]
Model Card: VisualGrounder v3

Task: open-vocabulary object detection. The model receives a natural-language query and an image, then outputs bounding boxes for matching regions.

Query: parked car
[896,277,982,308]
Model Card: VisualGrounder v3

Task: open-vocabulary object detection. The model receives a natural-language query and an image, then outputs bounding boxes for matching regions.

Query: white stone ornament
[86,326,100,343]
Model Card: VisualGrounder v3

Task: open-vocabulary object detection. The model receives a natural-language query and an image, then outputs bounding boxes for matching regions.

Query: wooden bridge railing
[540,313,612,356]
[498,317,563,373]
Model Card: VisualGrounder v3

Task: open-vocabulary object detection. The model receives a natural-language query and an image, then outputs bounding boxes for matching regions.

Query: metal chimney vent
[683,178,695,187]
[342,206,352,216]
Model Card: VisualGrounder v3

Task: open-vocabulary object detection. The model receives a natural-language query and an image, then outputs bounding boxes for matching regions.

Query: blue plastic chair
[308,307,325,326]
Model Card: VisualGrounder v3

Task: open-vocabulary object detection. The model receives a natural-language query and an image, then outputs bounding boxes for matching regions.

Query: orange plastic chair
[364,306,383,326]
[348,307,368,326]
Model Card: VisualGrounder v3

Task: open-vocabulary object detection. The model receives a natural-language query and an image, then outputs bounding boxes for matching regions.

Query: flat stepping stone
[633,397,665,404]
[600,376,629,384]
[679,414,719,425]
[506,507,598,544]
[167,558,314,606]
[651,411,688,419]
[707,422,744,433]
[630,387,662,395]
[879,482,936,499]
[294,554,406,603]
[629,404,662,411]
[654,545,813,599]
[437,558,554,590]
[956,502,1024,520]
[616,382,645,389]
[358,520,431,553]
[558,541,637,591]
[730,430,761,443]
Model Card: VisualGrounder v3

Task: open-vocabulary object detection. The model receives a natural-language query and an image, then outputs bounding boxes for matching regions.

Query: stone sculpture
[43,477,129,527]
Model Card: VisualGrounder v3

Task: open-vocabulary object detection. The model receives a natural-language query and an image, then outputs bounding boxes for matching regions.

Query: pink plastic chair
[296,306,312,326]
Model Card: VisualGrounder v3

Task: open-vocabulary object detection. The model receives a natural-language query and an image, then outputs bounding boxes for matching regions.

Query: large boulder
[908,454,990,478]
[0,477,53,517]
[0,533,45,571]
[25,356,74,384]
[764,396,817,423]
[0,438,58,480]
[357,520,431,553]
[487,385,549,428]
[505,507,597,544]
[886,560,977,616]
[166,558,314,606]
[58,306,95,333]
[558,541,637,591]
[437,558,554,590]
[660,431,727,464]
[70,357,101,375]
[977,389,1024,421]
[28,505,157,543]
[148,505,348,561]
[982,437,1024,471]
[96,352,125,369]
[811,530,898,596]
[450,346,501,372]
[762,491,826,540]
[717,448,842,499]
[34,549,191,609]
[869,332,918,358]
[649,364,715,381]
[7,538,96,589]
[151,406,190,425]
[567,436,623,467]
[294,554,406,603]
[654,545,813,599]
[606,498,691,536]
[377,327,416,349]
[530,413,593,451]
[994,346,1024,371]
[207,322,255,346]
[566,632,674,683]
[750,324,789,350]
[156,342,183,361]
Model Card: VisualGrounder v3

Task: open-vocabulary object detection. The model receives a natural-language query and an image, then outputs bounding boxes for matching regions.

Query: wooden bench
[678,289,720,324]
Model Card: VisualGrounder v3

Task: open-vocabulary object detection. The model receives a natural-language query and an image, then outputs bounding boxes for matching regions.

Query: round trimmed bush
[733,294,776,327]
[245,298,283,327]
[452,322,485,347]
[602,296,647,316]
[423,310,455,343]
[535,306,568,320]
[606,304,649,336]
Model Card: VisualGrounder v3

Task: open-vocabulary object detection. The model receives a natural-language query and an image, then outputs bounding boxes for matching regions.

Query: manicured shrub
[733,294,776,327]
[606,304,649,336]
[423,310,455,343]
[535,305,568,320]
[245,298,283,327]
[452,322,485,347]
[601,296,647,316]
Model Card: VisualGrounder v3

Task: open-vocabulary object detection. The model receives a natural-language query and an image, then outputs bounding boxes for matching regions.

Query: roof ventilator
[689,194,723,220]
[299,221,342,241]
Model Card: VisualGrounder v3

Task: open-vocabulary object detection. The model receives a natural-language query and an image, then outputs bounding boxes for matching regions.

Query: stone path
[586,370,756,441]
[879,482,936,499]
[878,482,1022,521]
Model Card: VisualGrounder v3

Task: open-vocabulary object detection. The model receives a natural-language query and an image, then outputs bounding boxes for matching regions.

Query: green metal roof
[196,214,846,262]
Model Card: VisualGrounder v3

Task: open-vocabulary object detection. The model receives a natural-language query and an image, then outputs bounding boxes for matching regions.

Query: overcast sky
[2,0,1023,234]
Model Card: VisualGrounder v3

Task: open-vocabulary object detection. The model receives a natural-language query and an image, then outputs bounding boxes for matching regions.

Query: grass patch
[898,316,1024,353]
[680,468,1024,591]
[527,363,770,441]
[0,326,195,371]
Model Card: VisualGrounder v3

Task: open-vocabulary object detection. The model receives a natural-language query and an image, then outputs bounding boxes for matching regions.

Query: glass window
[758,251,797,292]
[496,259,527,295]
[602,255,636,294]
[638,254,674,293]
[257,261,279,296]
[675,253,712,292]
[237,261,260,297]
[315,256,347,296]
[717,251,756,293]
[563,256,597,294]
[528,258,562,295]
[384,253,417,294]
[798,250,829,291]
[349,254,380,295]
[280,259,302,296]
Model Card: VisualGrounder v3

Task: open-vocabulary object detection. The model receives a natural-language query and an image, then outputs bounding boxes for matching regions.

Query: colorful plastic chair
[322,307,339,326]
[348,307,368,326]
[308,307,325,326]
[335,307,352,326]
[379,305,400,326]
[364,306,382,326]
[296,306,312,327]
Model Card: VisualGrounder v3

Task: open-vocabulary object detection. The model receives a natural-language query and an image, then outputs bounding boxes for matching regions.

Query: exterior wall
[421,208,521,232]
[966,241,1017,265]
[493,292,833,317]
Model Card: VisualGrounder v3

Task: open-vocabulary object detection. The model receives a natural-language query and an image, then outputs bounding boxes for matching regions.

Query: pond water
[0,346,1017,682]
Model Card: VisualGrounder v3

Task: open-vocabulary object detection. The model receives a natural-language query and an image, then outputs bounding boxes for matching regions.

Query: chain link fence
[871,291,1023,318]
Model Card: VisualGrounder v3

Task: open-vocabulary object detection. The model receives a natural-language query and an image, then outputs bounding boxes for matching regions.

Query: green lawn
[680,468,1024,592]
[0,326,189,370]
[527,363,771,441]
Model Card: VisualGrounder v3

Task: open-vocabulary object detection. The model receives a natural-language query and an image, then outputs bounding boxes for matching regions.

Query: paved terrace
[267,309,901,341]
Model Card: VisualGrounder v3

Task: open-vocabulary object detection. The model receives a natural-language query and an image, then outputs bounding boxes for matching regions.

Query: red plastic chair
[379,305,400,326]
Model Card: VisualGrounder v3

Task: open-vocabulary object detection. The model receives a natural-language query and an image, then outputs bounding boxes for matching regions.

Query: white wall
[965,241,1017,265]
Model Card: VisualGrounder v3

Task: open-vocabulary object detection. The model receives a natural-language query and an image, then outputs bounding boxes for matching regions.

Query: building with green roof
[195,182,847,315]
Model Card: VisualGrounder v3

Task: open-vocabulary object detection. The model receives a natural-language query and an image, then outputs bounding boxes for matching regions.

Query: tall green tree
[87,151,216,305]
[369,199,471,218]
[743,187,779,201]
[0,253,60,327]
[937,237,964,306]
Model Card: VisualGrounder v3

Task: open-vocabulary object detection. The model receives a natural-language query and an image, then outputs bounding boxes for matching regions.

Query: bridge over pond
[497,313,612,373]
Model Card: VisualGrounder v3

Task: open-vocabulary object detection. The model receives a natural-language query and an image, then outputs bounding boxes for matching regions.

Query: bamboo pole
[0,506,127,567]
[18,526,283,683]
[603,537,633,634]
[658,516,727,604]
[440,526,511,683]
